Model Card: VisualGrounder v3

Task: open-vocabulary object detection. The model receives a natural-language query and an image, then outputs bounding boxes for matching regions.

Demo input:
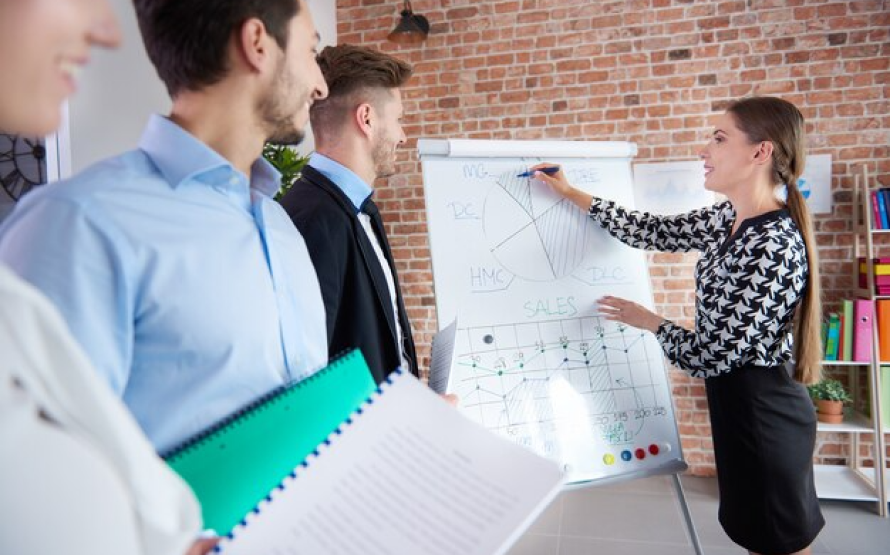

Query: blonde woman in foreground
[0,1,211,553]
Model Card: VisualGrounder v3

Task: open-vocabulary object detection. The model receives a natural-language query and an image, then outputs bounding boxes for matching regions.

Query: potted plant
[262,143,309,201]
[807,378,852,424]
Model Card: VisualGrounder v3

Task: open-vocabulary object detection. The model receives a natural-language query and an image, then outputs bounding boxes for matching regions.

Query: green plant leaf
[262,143,309,201]
[806,378,852,403]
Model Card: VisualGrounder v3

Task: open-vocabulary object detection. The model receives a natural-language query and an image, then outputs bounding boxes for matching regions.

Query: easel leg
[672,474,704,555]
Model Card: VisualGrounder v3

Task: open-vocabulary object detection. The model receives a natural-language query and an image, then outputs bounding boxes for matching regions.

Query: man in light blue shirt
[0,0,330,453]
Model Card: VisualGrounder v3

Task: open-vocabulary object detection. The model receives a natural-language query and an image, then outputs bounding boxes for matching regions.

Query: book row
[869,189,890,230]
[821,299,890,362]
[858,257,890,295]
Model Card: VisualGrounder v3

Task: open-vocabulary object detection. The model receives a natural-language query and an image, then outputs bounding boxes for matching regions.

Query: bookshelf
[816,167,889,516]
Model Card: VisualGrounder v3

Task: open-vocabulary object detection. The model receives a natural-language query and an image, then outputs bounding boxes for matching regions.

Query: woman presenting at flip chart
[531,96,824,555]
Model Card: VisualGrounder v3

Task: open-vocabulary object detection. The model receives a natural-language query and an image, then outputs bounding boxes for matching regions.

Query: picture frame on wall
[0,103,71,224]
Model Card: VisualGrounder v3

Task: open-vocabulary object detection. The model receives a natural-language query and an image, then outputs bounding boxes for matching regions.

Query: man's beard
[267,123,305,146]
[259,62,307,146]
[372,135,397,179]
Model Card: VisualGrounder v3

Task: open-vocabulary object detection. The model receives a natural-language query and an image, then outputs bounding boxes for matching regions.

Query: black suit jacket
[280,165,418,384]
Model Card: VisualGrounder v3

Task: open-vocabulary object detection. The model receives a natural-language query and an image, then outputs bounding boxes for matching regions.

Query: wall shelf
[814,465,887,502]
[816,411,874,434]
[822,360,870,367]
[816,166,889,516]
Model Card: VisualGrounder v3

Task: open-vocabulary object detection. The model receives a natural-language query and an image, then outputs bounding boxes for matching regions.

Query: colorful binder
[825,313,840,361]
[878,188,890,229]
[859,263,890,276]
[878,301,890,362]
[877,190,888,229]
[163,349,376,535]
[852,299,873,362]
[838,308,848,361]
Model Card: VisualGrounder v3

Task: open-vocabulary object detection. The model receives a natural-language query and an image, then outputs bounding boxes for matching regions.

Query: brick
[556,59,591,72]
[447,7,479,20]
[828,32,848,46]
[697,73,718,86]
[500,90,530,103]
[698,16,731,30]
[668,48,693,61]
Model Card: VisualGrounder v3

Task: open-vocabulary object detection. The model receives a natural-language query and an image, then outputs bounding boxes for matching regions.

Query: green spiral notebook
[162,349,376,535]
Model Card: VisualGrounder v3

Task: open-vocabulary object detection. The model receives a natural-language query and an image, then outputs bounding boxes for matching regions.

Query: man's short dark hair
[133,0,300,97]
[310,44,413,136]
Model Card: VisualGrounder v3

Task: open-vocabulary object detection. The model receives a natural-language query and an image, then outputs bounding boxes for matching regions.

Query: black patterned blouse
[588,198,808,378]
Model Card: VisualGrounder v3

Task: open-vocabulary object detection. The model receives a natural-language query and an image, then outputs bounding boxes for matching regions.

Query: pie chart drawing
[483,170,591,282]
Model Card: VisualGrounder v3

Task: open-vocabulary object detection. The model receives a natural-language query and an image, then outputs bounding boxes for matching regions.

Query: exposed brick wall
[336,0,890,474]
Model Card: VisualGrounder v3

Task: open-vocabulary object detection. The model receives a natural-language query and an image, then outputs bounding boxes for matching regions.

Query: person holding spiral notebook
[0,0,330,457]
[0,1,214,554]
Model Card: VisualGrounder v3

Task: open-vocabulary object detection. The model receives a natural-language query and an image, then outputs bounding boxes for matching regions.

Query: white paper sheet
[217,372,563,555]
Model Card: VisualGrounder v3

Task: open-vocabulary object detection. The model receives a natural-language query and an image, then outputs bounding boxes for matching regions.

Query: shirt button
[229,177,238,186]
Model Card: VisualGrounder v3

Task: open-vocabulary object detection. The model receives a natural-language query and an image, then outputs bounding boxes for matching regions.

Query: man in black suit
[280,45,417,384]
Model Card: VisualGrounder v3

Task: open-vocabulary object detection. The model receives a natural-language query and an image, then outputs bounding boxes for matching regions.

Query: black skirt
[706,364,825,555]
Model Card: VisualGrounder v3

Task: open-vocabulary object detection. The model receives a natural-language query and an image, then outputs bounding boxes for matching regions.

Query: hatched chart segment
[484,170,591,282]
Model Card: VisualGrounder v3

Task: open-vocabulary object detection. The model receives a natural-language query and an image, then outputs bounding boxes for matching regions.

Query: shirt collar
[250,157,282,199]
[309,152,373,214]
[138,114,282,198]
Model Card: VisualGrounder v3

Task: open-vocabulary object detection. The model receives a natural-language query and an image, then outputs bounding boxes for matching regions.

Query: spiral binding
[161,348,362,461]
[213,367,405,553]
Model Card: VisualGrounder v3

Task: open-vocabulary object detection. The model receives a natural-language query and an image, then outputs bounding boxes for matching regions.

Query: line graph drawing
[483,169,590,282]
[448,316,675,479]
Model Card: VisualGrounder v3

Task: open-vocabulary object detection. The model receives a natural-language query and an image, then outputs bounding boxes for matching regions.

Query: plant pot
[816,399,844,415]
[817,411,844,424]
[816,399,844,424]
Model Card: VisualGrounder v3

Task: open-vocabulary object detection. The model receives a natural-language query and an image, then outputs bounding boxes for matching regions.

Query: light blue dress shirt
[0,115,328,452]
[308,152,372,211]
